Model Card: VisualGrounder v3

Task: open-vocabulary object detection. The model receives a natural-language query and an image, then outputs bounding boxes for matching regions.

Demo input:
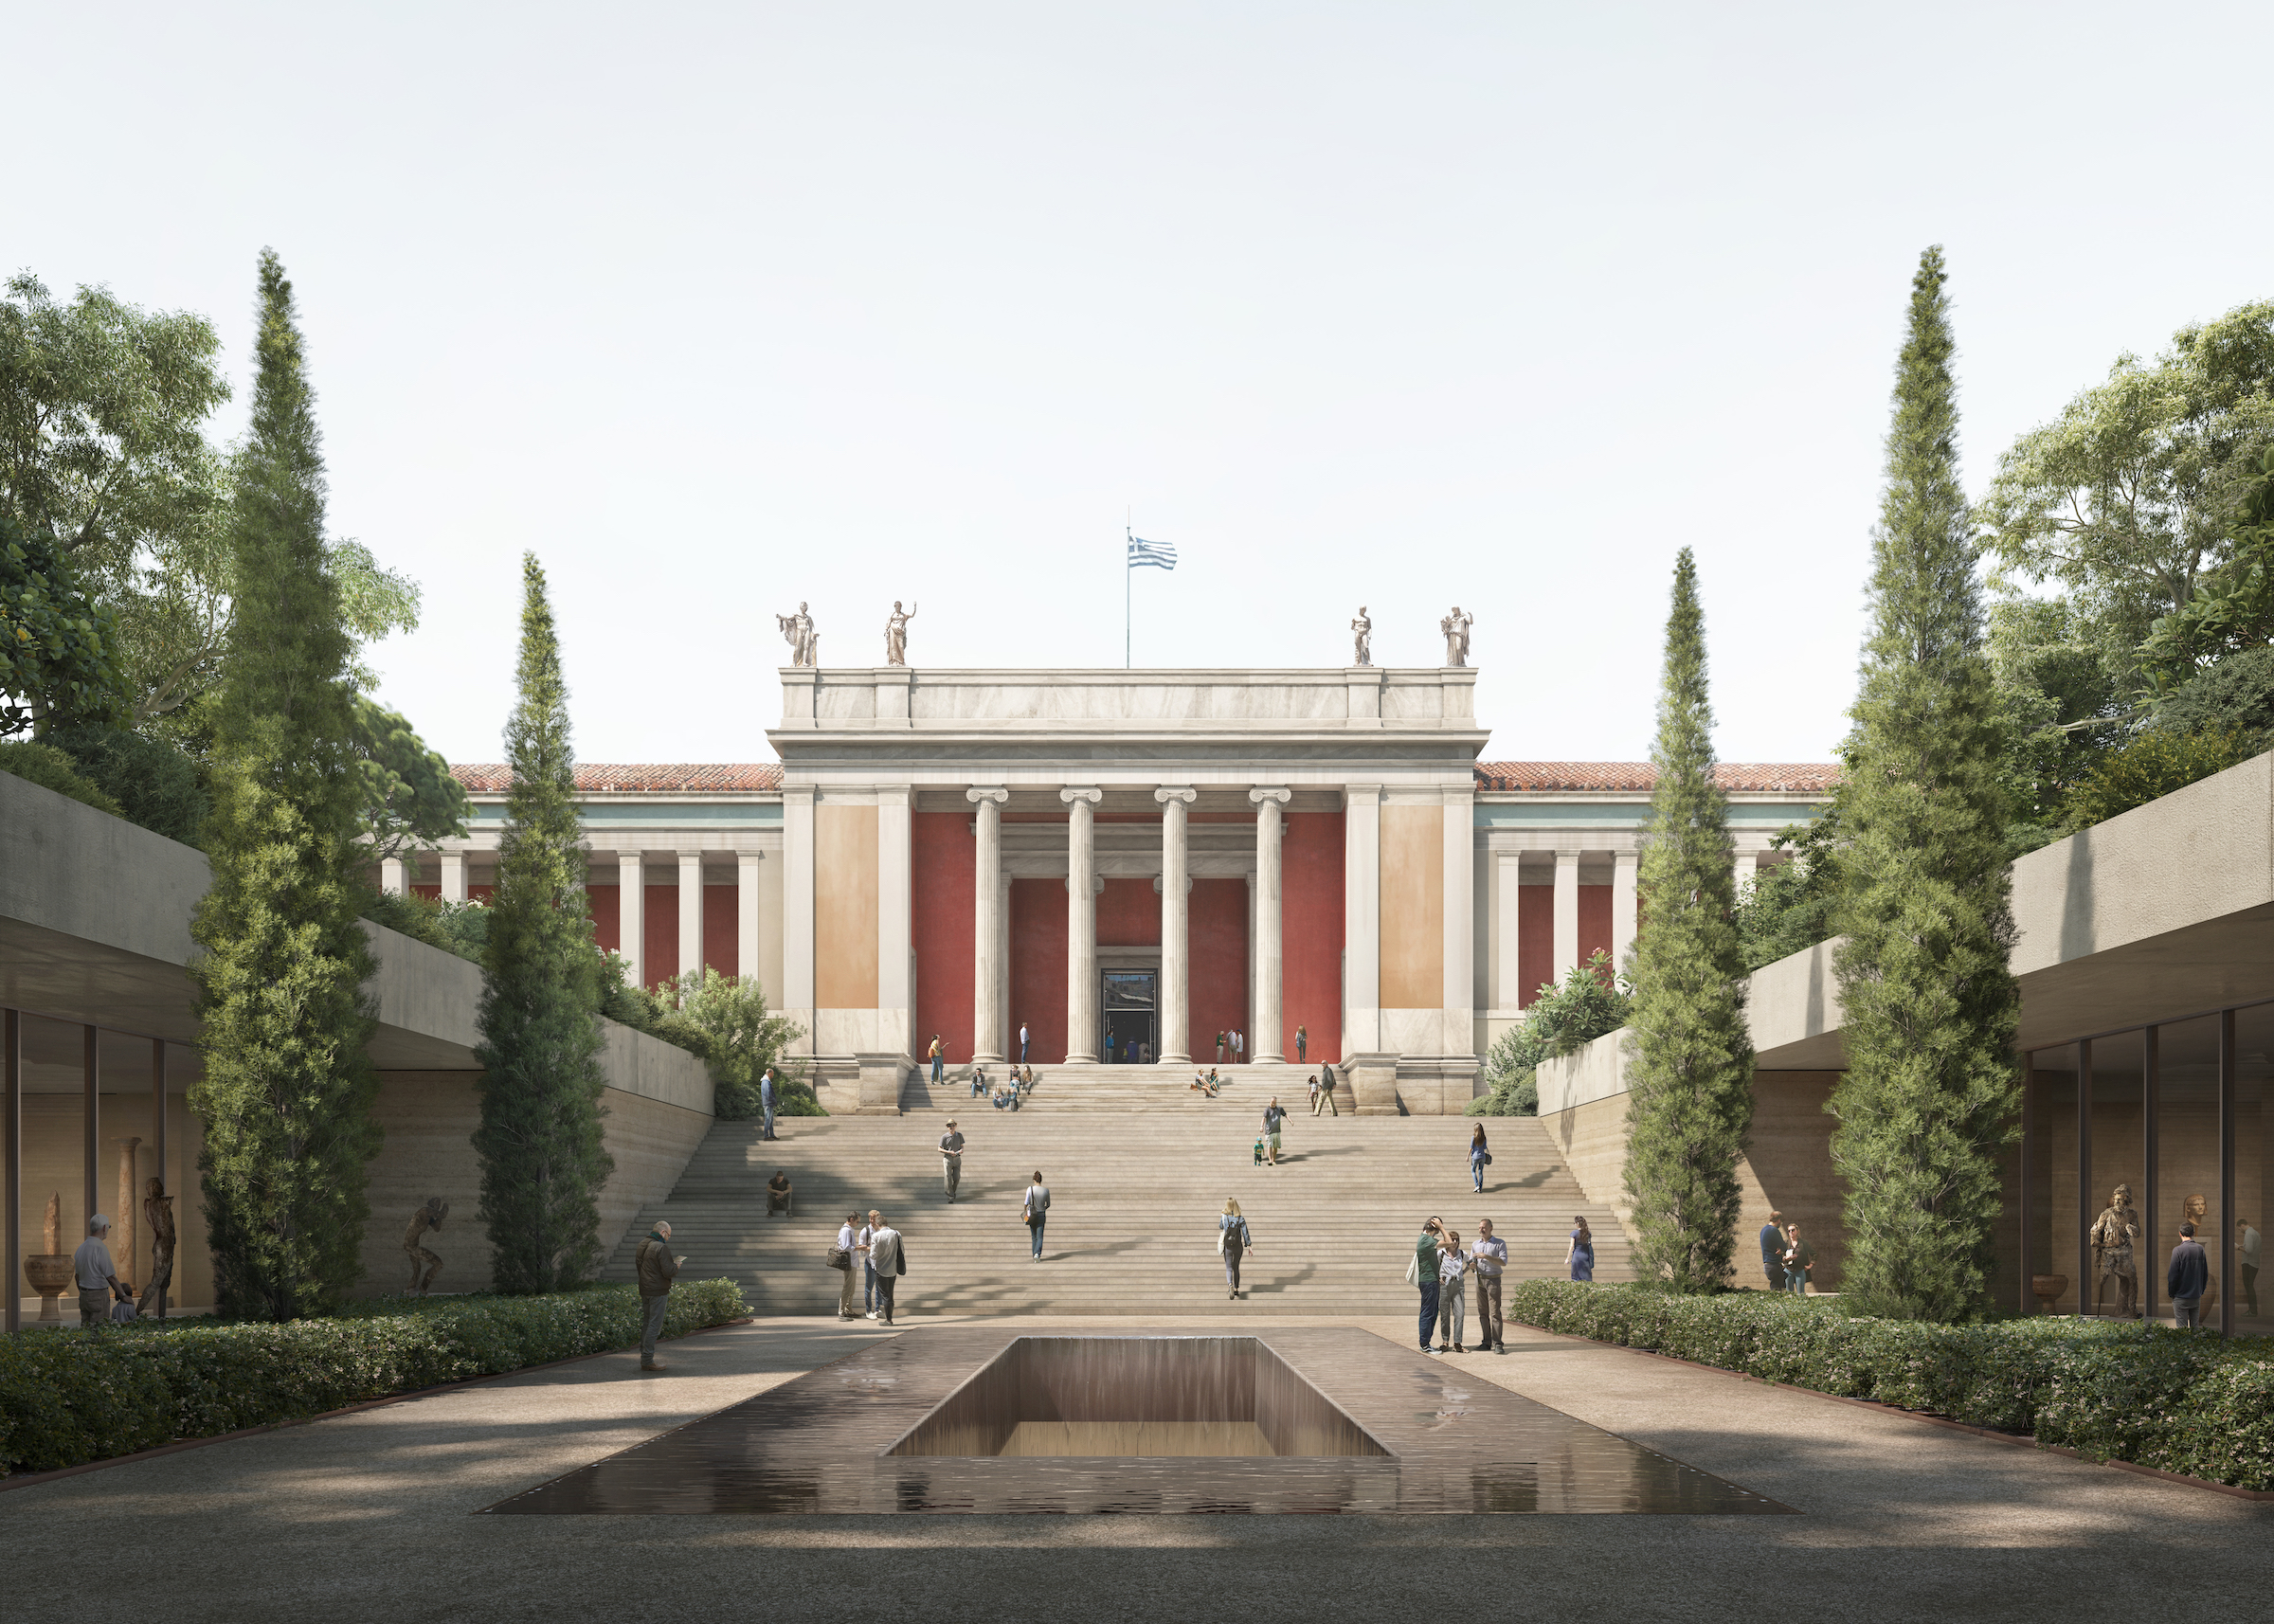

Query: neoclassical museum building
[402,665,1834,1110]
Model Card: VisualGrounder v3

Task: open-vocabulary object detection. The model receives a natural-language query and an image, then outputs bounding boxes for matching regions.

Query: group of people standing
[1412,1216,1509,1353]
[832,1208,908,1324]
[1758,1210,1814,1293]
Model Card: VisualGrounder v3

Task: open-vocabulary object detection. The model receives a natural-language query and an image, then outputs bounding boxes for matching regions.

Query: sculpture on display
[2089,1182,2141,1317]
[137,1176,177,1320]
[404,1197,449,1294]
[1350,606,1372,666]
[116,1136,140,1288]
[24,1191,71,1323]
[775,602,819,667]
[1440,606,1472,667]
[2182,1193,2219,1315]
[884,600,918,666]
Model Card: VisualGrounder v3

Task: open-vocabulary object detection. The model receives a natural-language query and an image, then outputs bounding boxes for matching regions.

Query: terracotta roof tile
[451,764,783,793]
[1474,762,1841,793]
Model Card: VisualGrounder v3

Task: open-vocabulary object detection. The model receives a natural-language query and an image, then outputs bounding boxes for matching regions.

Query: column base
[970,1051,1006,1067]
[1056,1055,1101,1068]
[1157,1051,1193,1067]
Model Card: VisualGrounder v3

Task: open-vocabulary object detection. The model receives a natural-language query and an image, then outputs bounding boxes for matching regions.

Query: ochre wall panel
[1379,805,1443,1011]
[1282,811,1345,1062]
[815,803,879,1010]
[912,811,976,1065]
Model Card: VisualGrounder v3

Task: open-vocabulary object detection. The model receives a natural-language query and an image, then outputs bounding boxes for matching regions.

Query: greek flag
[1127,533,1177,570]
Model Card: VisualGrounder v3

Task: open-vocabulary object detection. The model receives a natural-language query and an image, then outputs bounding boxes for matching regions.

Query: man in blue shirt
[759,1069,777,1142]
[1471,1218,1508,1353]
[1759,1210,1786,1291]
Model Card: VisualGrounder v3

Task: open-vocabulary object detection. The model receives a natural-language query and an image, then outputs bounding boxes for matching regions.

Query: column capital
[966,785,1010,805]
[1060,786,1103,805]
[1342,784,1382,807]
[1154,785,1198,805]
[1248,786,1292,806]
[780,785,816,806]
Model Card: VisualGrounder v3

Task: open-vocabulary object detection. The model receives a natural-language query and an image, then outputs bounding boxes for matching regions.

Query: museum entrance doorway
[1101,970,1157,1063]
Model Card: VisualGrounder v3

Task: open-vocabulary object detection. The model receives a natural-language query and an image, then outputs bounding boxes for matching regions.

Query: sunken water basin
[485,1328,1794,1516]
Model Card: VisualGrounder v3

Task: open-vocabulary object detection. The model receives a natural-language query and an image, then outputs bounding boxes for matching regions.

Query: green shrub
[0,739,124,817]
[1503,1279,2272,1489]
[0,1278,745,1476]
[44,724,210,846]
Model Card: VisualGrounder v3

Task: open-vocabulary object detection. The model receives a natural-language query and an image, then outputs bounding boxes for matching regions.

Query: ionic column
[1736,849,1762,893]
[1251,787,1290,1063]
[380,857,406,895]
[968,787,1010,1063]
[1612,848,1639,974]
[438,850,468,902]
[1061,787,1102,1063]
[617,851,645,989]
[677,851,704,988]
[1155,787,1196,1065]
[1552,847,1579,983]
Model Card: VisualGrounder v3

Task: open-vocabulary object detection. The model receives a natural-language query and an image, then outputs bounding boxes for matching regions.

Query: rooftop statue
[776,602,818,667]
[1351,606,1372,666]
[885,600,918,666]
[1440,606,1472,668]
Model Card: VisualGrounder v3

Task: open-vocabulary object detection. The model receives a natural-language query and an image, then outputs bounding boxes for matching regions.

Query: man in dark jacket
[637,1220,682,1370]
[2168,1222,2211,1329]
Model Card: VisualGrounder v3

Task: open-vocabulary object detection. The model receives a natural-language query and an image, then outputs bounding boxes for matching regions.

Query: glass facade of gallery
[2021,999,2270,1336]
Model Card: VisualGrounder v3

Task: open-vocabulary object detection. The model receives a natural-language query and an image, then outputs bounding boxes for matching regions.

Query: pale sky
[12,3,2270,766]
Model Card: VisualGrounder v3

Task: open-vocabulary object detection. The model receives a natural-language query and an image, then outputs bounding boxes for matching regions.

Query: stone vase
[24,1254,72,1323]
[2030,1273,2069,1313]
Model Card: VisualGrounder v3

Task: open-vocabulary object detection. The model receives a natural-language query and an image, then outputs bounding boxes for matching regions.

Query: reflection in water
[483,1329,1793,1517]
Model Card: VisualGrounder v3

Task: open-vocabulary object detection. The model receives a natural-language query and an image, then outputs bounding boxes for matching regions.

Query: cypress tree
[472,553,613,1291]
[1828,247,2021,1322]
[189,251,379,1320]
[1620,548,1755,1290]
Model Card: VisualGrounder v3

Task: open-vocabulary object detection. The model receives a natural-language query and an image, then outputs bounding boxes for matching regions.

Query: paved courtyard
[2,1314,2263,1624]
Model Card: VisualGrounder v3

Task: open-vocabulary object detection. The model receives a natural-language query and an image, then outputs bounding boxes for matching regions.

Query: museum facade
[405,665,1834,1110]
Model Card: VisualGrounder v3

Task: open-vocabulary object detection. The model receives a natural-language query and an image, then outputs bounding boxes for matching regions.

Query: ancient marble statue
[2090,1183,2140,1317]
[2182,1193,2219,1314]
[137,1176,176,1319]
[404,1197,449,1294]
[884,600,917,666]
[1440,606,1473,667]
[1351,606,1372,666]
[775,602,818,667]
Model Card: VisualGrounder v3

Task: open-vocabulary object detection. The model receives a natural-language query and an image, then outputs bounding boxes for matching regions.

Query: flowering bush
[1504,1278,2273,1490]
[0,1278,745,1476]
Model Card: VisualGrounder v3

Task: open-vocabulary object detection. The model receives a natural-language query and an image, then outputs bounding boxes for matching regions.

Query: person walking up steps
[940,1119,966,1202]
[1262,1097,1287,1165]
[1470,1124,1489,1194]
[1022,1171,1051,1261]
[1471,1217,1507,1353]
[1218,1198,1254,1299]
[1567,1216,1595,1282]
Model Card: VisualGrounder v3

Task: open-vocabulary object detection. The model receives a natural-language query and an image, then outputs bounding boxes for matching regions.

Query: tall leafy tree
[0,507,125,735]
[472,553,613,1292]
[1620,548,1754,1290]
[1829,247,2021,1322]
[353,694,472,870]
[188,251,380,1321]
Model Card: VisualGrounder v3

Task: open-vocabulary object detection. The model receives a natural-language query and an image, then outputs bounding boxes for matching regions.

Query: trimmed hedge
[0,1278,746,1477]
[1505,1279,2274,1491]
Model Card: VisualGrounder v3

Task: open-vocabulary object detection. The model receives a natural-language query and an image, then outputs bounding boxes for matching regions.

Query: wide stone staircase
[602,1068,1632,1317]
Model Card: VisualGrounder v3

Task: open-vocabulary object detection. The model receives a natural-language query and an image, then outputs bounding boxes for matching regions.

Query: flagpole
[1125,522,1132,669]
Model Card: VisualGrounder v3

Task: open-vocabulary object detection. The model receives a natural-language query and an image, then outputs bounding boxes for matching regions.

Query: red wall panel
[1579,883,1612,974]
[1517,885,1551,1009]
[704,883,738,978]
[409,883,440,900]
[1096,877,1162,946]
[1009,877,1068,1063]
[468,883,496,905]
[1281,812,1344,1062]
[644,883,677,989]
[912,811,976,1066]
[587,884,620,953]
[1188,877,1248,1064]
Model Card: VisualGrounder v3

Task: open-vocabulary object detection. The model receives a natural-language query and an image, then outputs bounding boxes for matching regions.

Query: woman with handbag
[1471,1124,1490,1195]
[1218,1198,1254,1300]
[1022,1172,1050,1261]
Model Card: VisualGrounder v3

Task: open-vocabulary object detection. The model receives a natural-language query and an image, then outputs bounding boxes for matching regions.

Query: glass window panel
[2026,1044,2078,1314]
[2237,1001,2270,1336]
[2155,1014,2222,1329]
[2083,1031,2147,1319]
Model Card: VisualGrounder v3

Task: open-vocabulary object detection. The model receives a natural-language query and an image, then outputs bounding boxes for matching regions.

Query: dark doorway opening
[1102,970,1156,1064]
